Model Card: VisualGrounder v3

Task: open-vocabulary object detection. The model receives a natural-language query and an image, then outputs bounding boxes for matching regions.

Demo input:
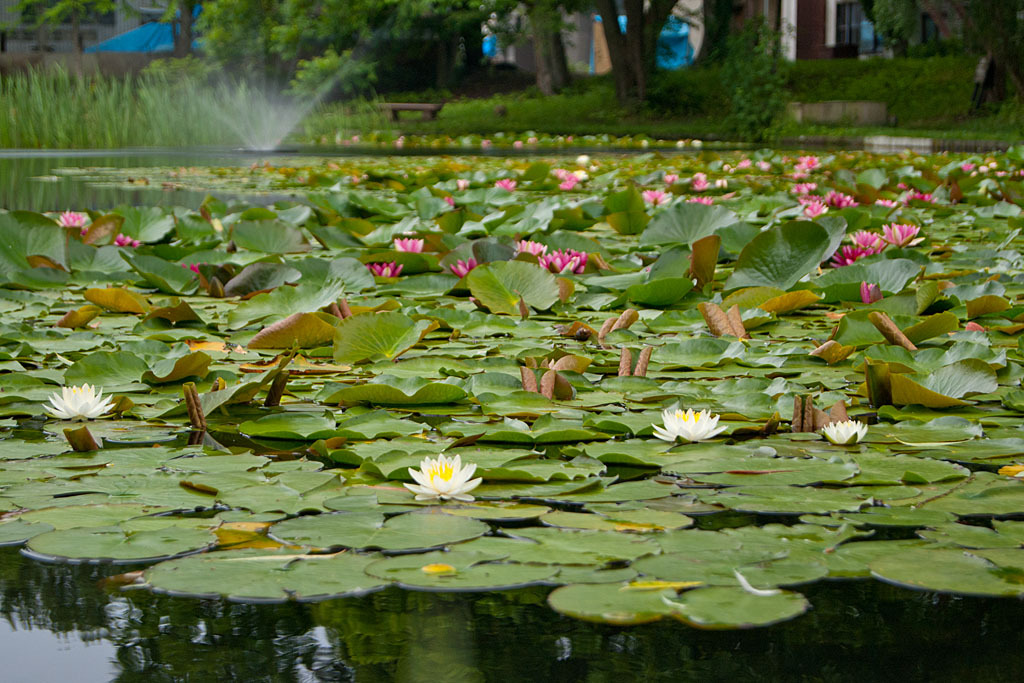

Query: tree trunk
[175,2,194,57]
[528,4,570,96]
[71,9,82,56]
[595,0,633,102]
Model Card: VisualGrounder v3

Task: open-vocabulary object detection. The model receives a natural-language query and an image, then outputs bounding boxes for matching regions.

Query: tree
[161,0,201,57]
[16,0,116,55]
[593,0,677,104]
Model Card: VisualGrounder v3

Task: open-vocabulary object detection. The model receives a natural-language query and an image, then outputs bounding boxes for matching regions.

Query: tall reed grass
[0,67,349,149]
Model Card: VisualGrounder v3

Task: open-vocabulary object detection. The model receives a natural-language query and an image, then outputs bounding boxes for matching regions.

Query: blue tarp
[85,6,201,53]
[85,22,176,53]
[592,14,694,72]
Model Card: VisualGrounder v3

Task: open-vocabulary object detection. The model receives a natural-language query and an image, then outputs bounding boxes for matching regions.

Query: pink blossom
[516,240,547,257]
[965,322,986,332]
[494,179,517,192]
[791,183,818,195]
[825,191,858,209]
[449,258,478,278]
[481,139,492,149]
[394,237,425,253]
[456,179,470,191]
[881,223,923,248]
[756,161,772,172]
[553,168,573,181]
[58,211,88,228]
[737,159,752,169]
[513,140,524,149]
[803,200,829,219]
[664,173,679,185]
[642,190,669,206]
[791,171,810,180]
[830,245,873,268]
[897,182,908,190]
[367,261,403,277]
[691,173,709,192]
[395,136,405,149]
[444,196,455,207]
[559,175,579,191]
[539,249,588,275]
[351,135,360,143]
[180,263,200,274]
[961,162,976,172]
[527,137,538,145]
[687,197,714,205]
[860,282,883,304]
[114,234,141,248]
[905,191,935,204]
[851,230,883,250]
[875,198,899,208]
[798,155,820,170]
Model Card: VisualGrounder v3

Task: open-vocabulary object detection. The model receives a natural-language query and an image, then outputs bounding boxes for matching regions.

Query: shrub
[722,19,788,141]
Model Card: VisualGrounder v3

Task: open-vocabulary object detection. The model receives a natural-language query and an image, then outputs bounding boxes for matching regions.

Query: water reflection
[1,548,1022,682]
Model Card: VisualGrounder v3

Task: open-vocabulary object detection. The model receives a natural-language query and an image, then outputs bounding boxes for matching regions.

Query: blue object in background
[591,14,693,73]
[482,34,498,59]
[85,6,201,53]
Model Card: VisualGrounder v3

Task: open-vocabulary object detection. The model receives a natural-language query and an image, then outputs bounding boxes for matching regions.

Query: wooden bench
[379,102,444,122]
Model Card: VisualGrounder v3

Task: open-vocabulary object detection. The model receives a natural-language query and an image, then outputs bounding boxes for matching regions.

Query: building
[0,1,162,53]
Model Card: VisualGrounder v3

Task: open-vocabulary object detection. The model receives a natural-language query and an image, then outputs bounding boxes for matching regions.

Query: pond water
[3,148,1024,682]
[2,547,1022,682]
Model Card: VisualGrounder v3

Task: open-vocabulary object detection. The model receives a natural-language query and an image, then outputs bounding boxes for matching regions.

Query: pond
[1,146,1024,681]
[2,547,1022,681]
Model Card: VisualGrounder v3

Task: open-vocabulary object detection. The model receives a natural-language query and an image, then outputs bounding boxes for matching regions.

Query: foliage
[1,143,1024,630]
[722,19,787,142]
[286,48,376,98]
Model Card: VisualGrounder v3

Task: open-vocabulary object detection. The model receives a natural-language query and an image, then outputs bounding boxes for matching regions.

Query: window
[835,1,862,46]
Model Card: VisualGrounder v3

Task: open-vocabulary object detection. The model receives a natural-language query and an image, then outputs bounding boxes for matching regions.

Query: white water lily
[653,407,727,443]
[46,384,115,421]
[405,454,482,502]
[820,420,868,445]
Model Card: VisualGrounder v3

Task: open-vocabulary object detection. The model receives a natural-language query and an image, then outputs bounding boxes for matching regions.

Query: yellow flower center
[429,461,454,481]
[674,410,695,423]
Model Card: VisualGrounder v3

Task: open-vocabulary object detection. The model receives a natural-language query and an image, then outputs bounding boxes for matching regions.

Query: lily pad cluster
[1,146,1024,628]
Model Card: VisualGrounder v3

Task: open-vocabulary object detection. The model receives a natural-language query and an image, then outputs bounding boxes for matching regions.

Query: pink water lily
[791,183,818,195]
[756,161,772,172]
[444,196,455,206]
[830,245,874,268]
[494,179,517,192]
[367,262,403,277]
[559,176,579,191]
[449,258,478,278]
[690,173,709,192]
[798,155,820,170]
[881,223,923,247]
[961,162,976,172]
[456,179,470,191]
[516,240,547,257]
[860,282,882,304]
[905,190,935,204]
[851,230,883,250]
[540,249,587,274]
[875,198,899,208]
[736,159,752,170]
[181,263,200,274]
[664,173,679,185]
[115,234,141,248]
[394,237,425,253]
[802,200,829,219]
[825,191,858,209]
[687,196,714,205]
[58,211,88,228]
[642,190,669,206]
